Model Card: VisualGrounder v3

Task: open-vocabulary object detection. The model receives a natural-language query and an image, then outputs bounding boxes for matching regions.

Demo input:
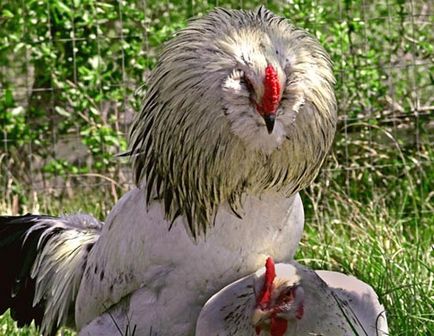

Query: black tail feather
[0,214,56,332]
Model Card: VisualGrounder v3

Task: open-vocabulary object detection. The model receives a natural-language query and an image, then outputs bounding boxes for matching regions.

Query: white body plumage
[77,189,304,335]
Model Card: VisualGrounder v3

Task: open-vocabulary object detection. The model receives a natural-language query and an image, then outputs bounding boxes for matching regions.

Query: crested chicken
[0,7,336,335]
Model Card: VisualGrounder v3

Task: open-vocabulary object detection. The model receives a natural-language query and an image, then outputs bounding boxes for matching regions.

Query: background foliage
[0,0,433,335]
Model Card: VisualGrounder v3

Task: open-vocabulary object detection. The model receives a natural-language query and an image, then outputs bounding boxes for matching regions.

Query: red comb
[258,64,281,115]
[256,257,276,308]
[255,258,289,336]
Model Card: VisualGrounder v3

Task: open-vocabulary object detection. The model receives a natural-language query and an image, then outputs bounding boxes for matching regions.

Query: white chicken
[0,6,336,335]
[196,258,388,336]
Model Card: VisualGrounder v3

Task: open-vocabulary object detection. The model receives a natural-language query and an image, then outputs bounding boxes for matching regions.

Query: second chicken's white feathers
[196,261,388,336]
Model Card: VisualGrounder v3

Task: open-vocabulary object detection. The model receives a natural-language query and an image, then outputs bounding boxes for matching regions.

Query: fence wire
[0,0,432,215]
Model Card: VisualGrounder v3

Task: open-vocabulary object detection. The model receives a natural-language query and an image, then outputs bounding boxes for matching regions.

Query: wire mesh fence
[0,0,432,217]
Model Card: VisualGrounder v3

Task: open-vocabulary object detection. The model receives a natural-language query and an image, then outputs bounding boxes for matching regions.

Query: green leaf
[55,106,70,117]
[10,106,25,116]
[56,1,72,15]
[2,9,14,18]
[4,89,15,108]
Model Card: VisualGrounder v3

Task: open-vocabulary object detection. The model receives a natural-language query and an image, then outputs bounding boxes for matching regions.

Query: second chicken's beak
[263,115,275,134]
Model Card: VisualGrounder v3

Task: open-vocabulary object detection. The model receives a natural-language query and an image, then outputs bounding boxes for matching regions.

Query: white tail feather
[25,214,102,335]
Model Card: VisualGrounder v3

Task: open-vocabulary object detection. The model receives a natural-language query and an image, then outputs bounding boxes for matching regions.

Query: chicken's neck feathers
[129,7,336,237]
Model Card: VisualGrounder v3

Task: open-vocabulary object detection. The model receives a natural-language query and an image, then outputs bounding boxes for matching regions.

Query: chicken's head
[129,6,337,237]
[252,258,304,336]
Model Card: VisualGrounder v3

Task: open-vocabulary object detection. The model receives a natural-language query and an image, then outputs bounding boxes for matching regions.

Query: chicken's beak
[263,115,275,134]
[251,307,271,327]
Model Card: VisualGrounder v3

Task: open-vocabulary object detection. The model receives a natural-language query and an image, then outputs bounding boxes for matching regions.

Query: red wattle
[296,304,304,320]
[255,326,262,335]
[270,316,288,336]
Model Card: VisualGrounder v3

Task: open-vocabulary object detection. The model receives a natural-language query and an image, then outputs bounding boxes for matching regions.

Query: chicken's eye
[241,75,256,104]
[242,75,254,93]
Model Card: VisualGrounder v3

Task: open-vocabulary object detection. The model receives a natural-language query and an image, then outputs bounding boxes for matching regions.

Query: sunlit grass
[297,190,433,335]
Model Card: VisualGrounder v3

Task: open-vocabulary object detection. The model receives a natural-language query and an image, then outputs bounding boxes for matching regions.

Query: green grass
[298,190,433,335]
